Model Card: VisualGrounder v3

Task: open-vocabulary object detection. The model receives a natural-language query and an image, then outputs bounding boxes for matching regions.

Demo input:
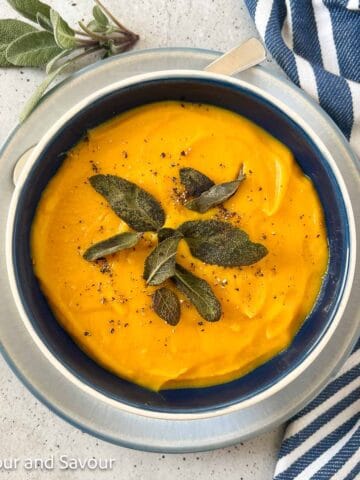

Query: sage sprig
[1,0,139,120]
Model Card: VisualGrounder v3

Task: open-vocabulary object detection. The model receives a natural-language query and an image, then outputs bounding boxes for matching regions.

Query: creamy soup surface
[31,101,328,390]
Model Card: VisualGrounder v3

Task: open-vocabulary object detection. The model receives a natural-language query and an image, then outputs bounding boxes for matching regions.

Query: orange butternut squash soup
[31,101,328,391]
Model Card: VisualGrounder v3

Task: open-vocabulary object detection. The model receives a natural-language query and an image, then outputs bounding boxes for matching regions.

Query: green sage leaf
[86,19,107,33]
[0,19,37,66]
[179,220,268,267]
[83,232,140,262]
[173,264,221,322]
[7,0,51,23]
[143,234,182,285]
[36,12,53,32]
[89,174,165,232]
[92,5,109,27]
[50,9,76,49]
[45,49,70,73]
[19,61,68,122]
[6,30,62,67]
[152,287,180,326]
[157,228,177,242]
[179,167,214,197]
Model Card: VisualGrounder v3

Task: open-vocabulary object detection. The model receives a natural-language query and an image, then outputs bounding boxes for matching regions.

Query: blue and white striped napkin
[245,0,360,157]
[244,1,360,478]
[274,339,360,479]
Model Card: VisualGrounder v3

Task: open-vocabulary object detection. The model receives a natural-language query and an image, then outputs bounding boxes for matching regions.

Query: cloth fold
[245,0,360,156]
[244,1,360,478]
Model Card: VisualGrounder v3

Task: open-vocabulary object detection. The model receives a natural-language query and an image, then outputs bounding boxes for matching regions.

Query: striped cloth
[244,1,360,478]
[244,0,360,157]
[274,339,360,479]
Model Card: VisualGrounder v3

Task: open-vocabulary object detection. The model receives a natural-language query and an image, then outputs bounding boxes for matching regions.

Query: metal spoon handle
[204,37,266,76]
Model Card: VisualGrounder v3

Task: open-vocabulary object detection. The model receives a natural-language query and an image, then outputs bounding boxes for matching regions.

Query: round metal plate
[0,48,359,452]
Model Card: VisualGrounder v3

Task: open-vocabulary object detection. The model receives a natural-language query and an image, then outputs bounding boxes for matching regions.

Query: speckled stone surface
[0,1,285,478]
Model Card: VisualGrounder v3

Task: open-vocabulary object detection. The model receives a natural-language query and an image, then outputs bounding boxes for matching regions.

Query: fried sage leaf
[152,287,180,326]
[144,234,182,285]
[157,227,178,242]
[173,264,221,322]
[179,167,214,197]
[185,165,246,213]
[179,220,268,267]
[83,232,140,261]
[89,174,165,232]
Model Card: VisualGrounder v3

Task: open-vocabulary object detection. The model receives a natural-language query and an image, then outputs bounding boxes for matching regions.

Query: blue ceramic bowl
[7,72,352,415]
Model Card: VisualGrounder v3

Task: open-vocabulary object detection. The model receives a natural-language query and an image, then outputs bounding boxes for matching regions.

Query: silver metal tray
[0,48,359,452]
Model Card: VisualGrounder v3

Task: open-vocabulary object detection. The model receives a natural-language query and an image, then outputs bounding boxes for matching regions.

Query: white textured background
[0,1,284,479]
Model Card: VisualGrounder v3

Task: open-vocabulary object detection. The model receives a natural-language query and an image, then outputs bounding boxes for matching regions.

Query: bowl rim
[5,68,357,421]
